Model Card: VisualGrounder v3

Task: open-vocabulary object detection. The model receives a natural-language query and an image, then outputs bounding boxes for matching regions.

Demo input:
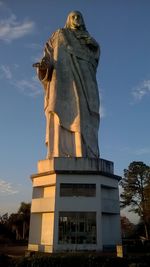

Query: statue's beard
[70,22,83,30]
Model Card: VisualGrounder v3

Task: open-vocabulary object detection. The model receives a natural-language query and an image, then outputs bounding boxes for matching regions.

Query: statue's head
[65,11,86,30]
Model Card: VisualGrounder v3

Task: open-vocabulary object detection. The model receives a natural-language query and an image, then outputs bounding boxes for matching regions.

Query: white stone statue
[34,11,100,158]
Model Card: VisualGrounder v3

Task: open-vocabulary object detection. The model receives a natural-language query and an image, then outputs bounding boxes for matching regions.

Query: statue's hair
[64,11,86,30]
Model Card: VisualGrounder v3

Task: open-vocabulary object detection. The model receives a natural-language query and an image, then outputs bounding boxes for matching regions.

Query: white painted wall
[41,213,54,245]
[102,214,122,246]
[28,213,42,244]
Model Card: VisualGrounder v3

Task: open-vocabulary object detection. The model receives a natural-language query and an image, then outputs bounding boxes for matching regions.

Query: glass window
[58,212,96,244]
[60,183,96,197]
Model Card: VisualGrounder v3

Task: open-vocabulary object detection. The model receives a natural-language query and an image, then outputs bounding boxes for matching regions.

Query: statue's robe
[38,28,100,158]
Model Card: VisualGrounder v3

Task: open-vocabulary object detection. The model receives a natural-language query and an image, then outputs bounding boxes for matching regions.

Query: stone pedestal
[28,158,121,253]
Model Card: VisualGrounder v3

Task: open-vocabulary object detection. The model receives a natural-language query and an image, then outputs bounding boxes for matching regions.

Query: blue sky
[0,0,150,223]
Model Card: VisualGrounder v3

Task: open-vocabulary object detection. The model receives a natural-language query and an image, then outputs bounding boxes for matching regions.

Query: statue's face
[69,12,84,29]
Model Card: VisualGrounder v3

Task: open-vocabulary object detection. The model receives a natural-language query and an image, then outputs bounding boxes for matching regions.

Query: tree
[120,161,150,239]
[121,216,135,238]
[8,213,23,240]
[143,184,150,222]
[18,202,31,239]
[0,213,9,237]
[8,202,31,240]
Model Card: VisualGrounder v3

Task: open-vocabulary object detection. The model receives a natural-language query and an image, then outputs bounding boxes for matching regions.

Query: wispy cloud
[0,178,18,195]
[15,76,41,97]
[25,43,42,50]
[0,13,35,43]
[119,146,150,156]
[0,64,12,79]
[0,64,41,97]
[134,147,150,156]
[132,79,150,102]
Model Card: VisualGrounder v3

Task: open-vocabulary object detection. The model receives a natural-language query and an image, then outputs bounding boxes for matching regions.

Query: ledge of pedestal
[32,157,121,181]
[37,157,113,173]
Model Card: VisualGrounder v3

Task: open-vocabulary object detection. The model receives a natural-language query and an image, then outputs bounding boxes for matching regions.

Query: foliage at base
[1,252,150,267]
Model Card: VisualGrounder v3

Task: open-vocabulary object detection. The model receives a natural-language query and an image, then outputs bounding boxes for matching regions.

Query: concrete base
[28,158,122,253]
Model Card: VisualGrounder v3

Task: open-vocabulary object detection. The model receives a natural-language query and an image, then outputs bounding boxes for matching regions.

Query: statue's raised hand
[33,56,50,69]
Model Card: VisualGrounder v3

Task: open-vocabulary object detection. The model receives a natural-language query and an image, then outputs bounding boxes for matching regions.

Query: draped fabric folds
[38,27,100,158]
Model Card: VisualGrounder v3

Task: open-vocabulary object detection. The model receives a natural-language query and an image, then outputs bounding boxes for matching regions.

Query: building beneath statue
[28,157,121,253]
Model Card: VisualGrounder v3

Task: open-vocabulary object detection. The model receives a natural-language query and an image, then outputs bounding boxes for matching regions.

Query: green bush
[128,256,150,267]
[9,253,129,267]
[3,252,150,267]
[0,253,10,267]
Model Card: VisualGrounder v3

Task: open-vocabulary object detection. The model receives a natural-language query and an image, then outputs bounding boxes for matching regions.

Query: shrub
[8,253,129,267]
